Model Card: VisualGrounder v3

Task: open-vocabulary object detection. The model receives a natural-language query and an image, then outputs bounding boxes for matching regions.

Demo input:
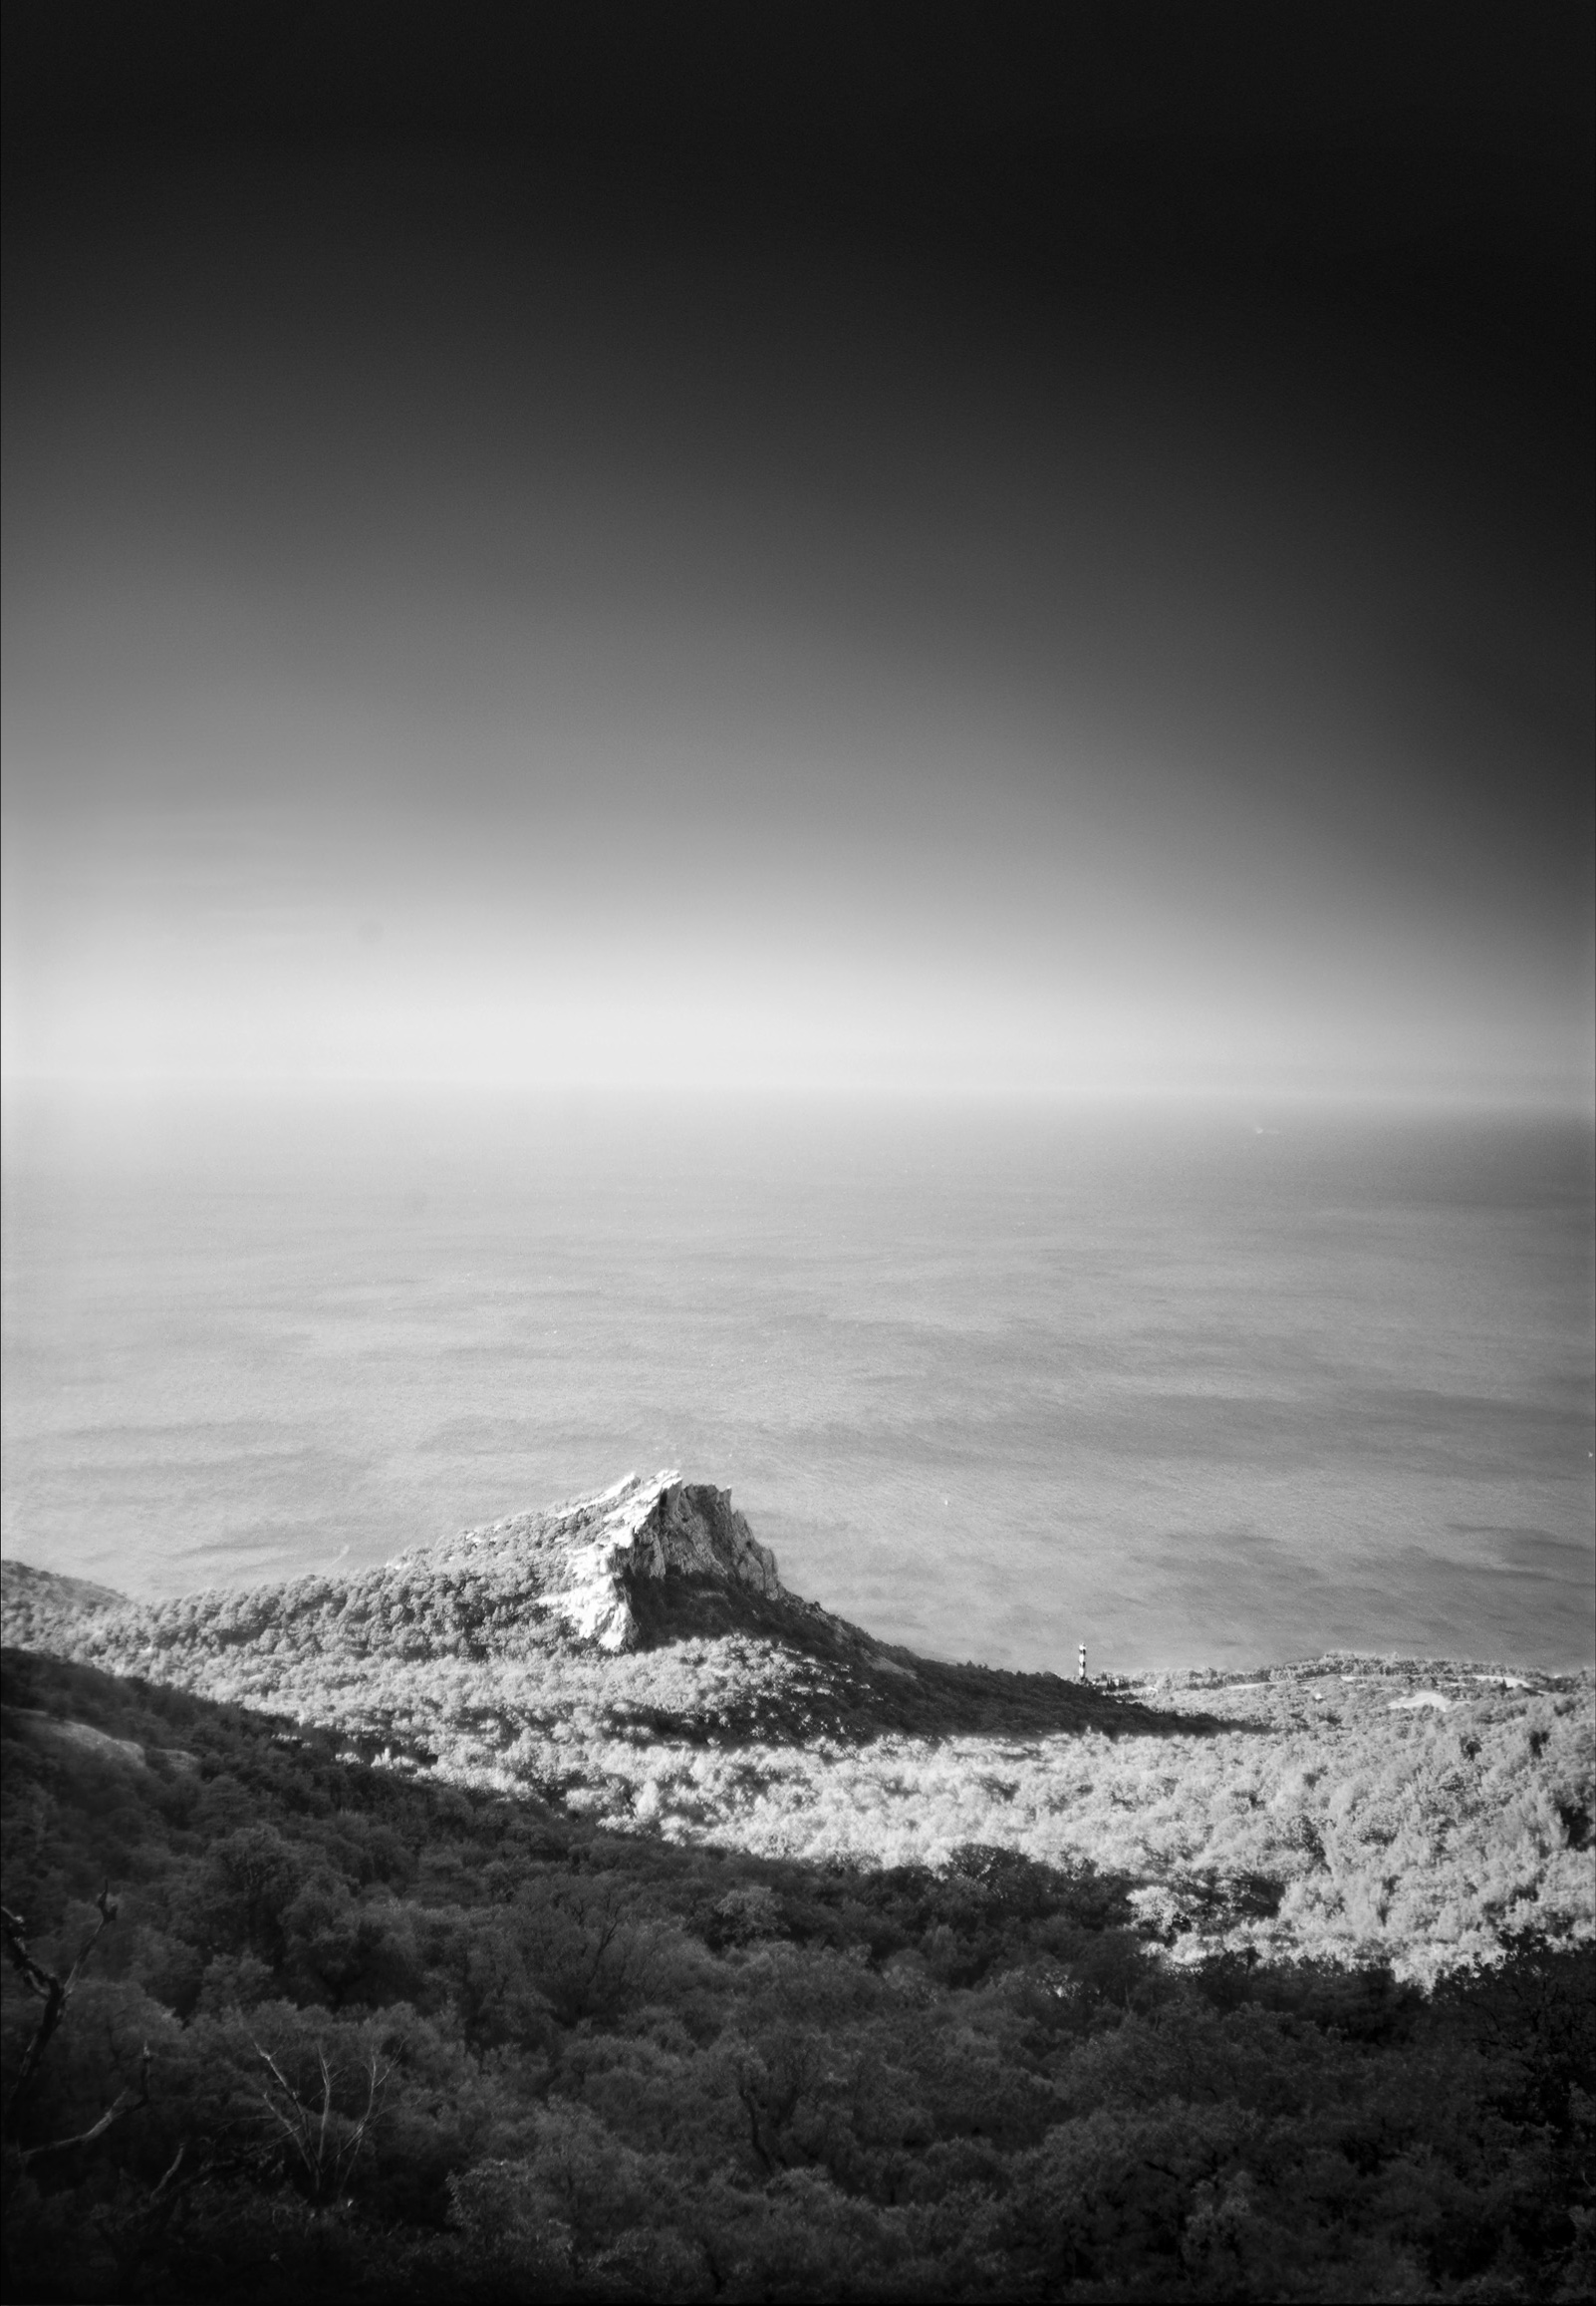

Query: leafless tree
[252,2041,391,2202]
[2,1886,149,2162]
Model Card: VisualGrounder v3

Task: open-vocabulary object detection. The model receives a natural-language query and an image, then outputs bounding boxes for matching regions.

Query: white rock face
[525,1469,783,1652]
[3,1468,788,1671]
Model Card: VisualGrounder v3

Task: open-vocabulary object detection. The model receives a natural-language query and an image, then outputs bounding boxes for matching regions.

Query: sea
[2,1087,1592,1677]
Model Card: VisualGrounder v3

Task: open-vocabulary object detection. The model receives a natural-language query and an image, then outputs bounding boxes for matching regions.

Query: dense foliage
[4,1648,1593,2303]
[5,1549,1590,1984]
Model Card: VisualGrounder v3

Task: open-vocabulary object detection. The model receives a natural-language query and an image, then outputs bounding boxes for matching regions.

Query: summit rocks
[425,1469,783,1652]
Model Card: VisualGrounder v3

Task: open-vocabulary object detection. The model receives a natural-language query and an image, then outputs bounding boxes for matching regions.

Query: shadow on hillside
[0,1645,1256,1959]
[6,1642,1593,2306]
[0,1645,1152,1915]
[620,1571,1259,1741]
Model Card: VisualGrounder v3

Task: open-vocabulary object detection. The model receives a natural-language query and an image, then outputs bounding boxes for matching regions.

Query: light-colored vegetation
[4,1538,1591,1985]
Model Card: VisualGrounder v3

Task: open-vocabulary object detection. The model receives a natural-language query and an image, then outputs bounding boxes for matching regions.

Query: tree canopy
[3,1646,1592,2302]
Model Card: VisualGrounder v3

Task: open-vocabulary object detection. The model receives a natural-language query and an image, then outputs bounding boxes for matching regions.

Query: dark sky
[4,5,1592,1099]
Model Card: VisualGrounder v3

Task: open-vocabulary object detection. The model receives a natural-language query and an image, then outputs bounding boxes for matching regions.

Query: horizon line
[3,1068,1593,1119]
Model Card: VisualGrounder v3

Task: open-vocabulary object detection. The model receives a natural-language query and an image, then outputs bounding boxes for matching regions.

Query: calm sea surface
[2,1090,1592,1674]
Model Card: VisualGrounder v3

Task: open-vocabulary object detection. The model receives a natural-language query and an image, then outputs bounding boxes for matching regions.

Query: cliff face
[0,1471,1096,1745]
[0,1469,785,1669]
[425,1469,783,1652]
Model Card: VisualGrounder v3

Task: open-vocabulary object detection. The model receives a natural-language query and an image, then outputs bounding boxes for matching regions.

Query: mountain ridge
[3,1473,1591,1981]
[0,1469,1170,1744]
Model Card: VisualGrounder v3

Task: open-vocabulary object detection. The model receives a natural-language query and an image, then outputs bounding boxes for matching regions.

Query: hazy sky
[4,9,1592,1102]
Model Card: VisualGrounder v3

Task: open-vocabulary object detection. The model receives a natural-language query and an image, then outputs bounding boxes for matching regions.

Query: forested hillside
[3,1648,1594,2303]
[5,1480,1593,2299]
[4,1517,1590,1985]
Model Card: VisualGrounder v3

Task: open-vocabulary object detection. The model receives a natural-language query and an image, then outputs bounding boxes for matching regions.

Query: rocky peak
[430,1470,783,1652]
[554,1470,783,1651]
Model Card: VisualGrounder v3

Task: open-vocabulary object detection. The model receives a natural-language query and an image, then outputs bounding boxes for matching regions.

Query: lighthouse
[1078,1642,1087,1682]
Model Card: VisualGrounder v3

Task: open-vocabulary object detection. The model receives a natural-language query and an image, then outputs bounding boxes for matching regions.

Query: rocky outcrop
[541,1471,781,1650]
[1,1472,784,1665]
[0,1475,1108,1747]
[413,1470,783,1653]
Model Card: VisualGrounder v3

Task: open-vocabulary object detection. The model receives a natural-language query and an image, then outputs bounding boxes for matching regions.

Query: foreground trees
[3,1647,1592,2302]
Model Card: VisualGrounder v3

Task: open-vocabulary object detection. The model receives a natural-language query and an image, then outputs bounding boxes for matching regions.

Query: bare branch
[254,2087,310,2155]
[62,1885,120,1994]
[335,2050,391,2184]
[150,2142,186,2200]
[2,1906,61,2002]
[18,2045,150,2166]
[318,2046,333,2173]
[252,2039,392,2200]
[254,2045,320,2182]
[255,2048,300,2107]
[2,1892,119,2138]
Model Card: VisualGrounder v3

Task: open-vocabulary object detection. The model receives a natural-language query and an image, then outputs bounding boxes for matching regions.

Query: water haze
[3,1087,1590,1677]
